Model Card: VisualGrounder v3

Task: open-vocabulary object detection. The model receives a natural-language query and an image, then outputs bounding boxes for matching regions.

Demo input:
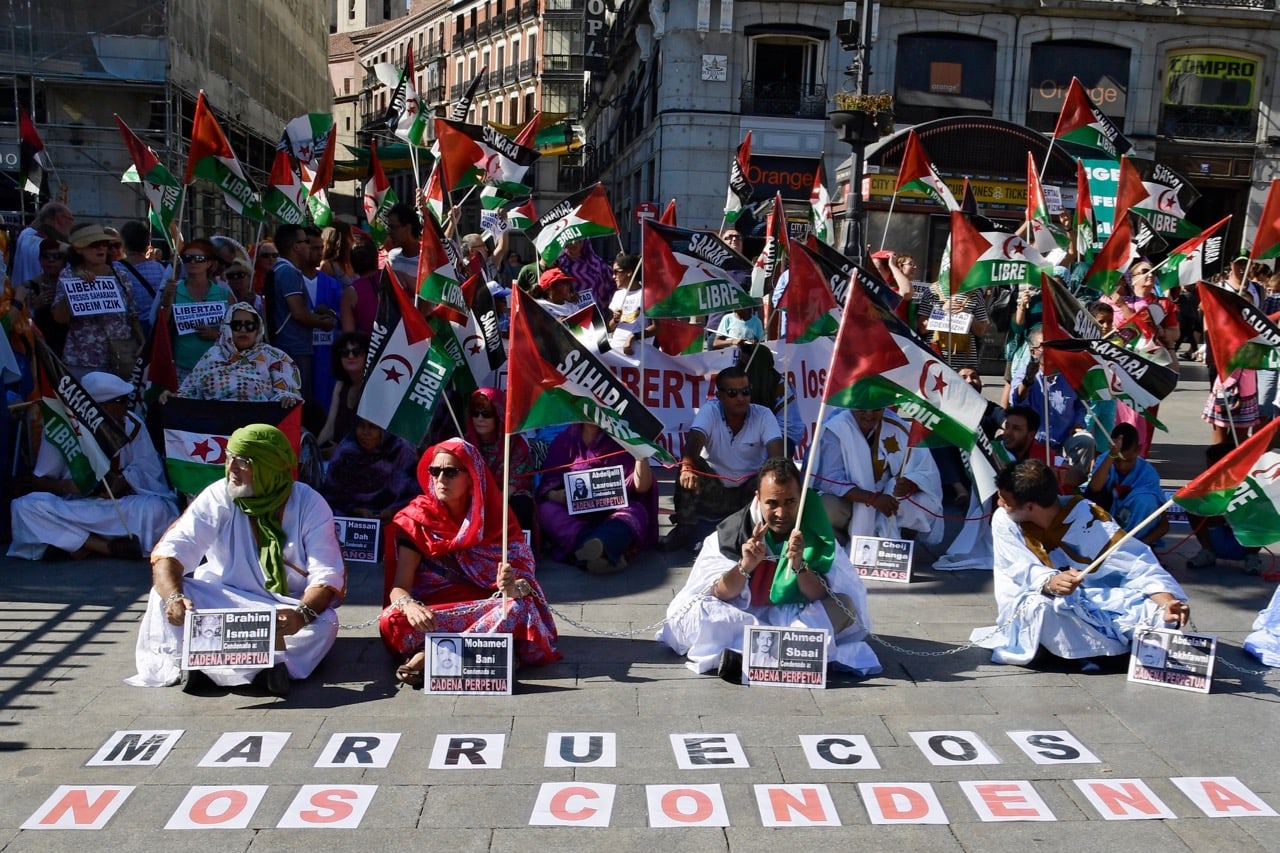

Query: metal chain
[338,598,501,632]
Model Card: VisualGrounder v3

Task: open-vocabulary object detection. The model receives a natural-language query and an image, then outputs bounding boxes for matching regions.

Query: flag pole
[878,194,898,252]
[440,387,465,438]
[97,473,137,543]
[499,426,511,620]
[1080,497,1174,574]
[1041,368,1053,466]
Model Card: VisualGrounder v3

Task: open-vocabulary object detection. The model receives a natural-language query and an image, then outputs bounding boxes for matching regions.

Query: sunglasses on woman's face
[471,410,496,419]
[427,465,466,480]
[181,253,207,263]
[230,320,259,332]
[225,271,249,280]
[339,347,365,357]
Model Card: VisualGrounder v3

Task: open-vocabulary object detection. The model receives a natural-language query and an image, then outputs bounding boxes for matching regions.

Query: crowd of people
[3,196,1279,697]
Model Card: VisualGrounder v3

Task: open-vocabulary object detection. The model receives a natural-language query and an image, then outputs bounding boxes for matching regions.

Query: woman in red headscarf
[380,437,560,686]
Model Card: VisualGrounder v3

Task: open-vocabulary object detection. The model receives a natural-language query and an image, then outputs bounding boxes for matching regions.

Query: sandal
[395,652,425,688]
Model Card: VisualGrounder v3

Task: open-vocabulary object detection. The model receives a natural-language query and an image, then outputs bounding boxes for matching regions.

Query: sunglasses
[427,465,466,480]
[471,410,496,419]
[229,320,259,332]
[225,271,249,280]
[339,347,365,357]
[718,386,752,398]
[181,253,208,263]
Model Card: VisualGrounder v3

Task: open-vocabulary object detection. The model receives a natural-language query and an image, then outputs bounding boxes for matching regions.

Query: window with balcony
[543,79,582,115]
[543,23,582,72]
[741,26,828,120]
[1027,40,1129,133]
[1161,48,1258,143]
[894,33,996,124]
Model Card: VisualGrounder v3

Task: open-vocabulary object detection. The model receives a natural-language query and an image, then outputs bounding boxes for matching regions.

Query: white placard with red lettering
[858,782,949,824]
[165,786,269,830]
[276,784,377,828]
[1170,777,1277,818]
[1127,627,1216,693]
[958,780,1056,822]
[21,786,135,830]
[646,785,729,827]
[530,782,616,827]
[754,784,841,827]
[1073,779,1176,820]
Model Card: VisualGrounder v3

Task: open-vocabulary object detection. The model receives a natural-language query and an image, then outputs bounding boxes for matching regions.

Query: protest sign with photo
[182,608,275,671]
[333,516,381,562]
[564,465,629,515]
[1128,628,1216,693]
[425,633,514,695]
[742,626,827,688]
[851,536,914,583]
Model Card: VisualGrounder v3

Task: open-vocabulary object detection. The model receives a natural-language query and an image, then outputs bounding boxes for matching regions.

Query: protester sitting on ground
[1009,327,1095,488]
[657,457,880,678]
[712,306,764,350]
[1084,423,1170,546]
[465,387,536,532]
[52,223,145,380]
[129,424,345,696]
[321,417,419,520]
[161,238,232,383]
[1185,442,1265,575]
[172,303,302,406]
[972,459,1190,672]
[536,422,657,574]
[812,406,942,546]
[9,371,179,561]
[662,365,784,550]
[380,438,561,686]
[317,331,368,456]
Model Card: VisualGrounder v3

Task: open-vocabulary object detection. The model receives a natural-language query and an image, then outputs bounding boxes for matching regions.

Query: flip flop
[395,652,425,688]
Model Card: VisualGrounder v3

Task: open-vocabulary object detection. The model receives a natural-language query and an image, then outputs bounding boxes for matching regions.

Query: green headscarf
[226,424,296,595]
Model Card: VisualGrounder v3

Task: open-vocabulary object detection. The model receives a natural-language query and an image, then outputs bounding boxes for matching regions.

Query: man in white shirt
[661,365,783,550]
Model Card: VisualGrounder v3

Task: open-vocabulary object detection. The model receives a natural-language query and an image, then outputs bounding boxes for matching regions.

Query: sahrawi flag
[822,276,989,453]
[751,191,789,299]
[1116,155,1201,239]
[1174,418,1280,547]
[506,287,675,463]
[943,210,1048,293]
[388,43,428,146]
[1051,76,1132,159]
[1155,215,1230,293]
[282,112,336,226]
[529,183,618,265]
[162,398,302,496]
[362,139,398,246]
[809,163,835,245]
[19,107,50,195]
[782,236,839,343]
[434,117,539,196]
[33,340,128,495]
[723,131,753,225]
[416,211,469,323]
[115,115,182,245]
[1026,153,1068,264]
[1198,280,1280,380]
[263,148,307,225]
[358,270,456,445]
[643,219,756,319]
[1249,179,1280,264]
[1074,159,1098,268]
[185,91,265,221]
[1082,208,1140,295]
[894,129,958,211]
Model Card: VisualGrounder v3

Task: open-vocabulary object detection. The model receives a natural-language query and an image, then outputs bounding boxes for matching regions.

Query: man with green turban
[128,424,346,696]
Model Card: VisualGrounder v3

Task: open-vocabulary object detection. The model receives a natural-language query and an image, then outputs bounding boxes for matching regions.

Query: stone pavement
[1,362,1278,851]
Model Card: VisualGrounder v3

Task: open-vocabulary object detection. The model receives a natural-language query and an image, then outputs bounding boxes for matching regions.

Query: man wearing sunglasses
[661,365,783,551]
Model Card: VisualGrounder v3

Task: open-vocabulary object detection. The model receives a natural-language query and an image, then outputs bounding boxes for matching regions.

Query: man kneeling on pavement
[657,457,881,678]
[127,424,345,696]
[972,458,1190,672]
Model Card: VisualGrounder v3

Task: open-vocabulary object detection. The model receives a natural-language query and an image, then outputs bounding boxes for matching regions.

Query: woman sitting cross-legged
[380,438,561,686]
[536,422,657,574]
[321,417,420,520]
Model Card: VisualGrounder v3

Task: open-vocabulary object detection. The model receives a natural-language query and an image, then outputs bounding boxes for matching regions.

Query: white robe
[815,409,943,543]
[9,413,179,559]
[1244,584,1280,667]
[656,501,881,676]
[970,499,1186,664]
[127,481,346,687]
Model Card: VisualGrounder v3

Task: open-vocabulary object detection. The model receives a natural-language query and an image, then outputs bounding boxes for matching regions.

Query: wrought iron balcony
[740,80,829,119]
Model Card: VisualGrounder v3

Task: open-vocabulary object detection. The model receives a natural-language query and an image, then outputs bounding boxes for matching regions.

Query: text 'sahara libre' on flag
[19,107,50,195]
[162,398,302,496]
[1074,160,1097,268]
[358,271,456,445]
[723,131,753,224]
[800,236,901,313]
[1157,215,1229,293]
[115,115,183,242]
[1174,418,1280,547]
[1025,153,1068,264]
[894,130,958,211]
[416,212,468,321]
[185,92,266,221]
[1250,179,1280,263]
[33,340,128,495]
[264,148,307,225]
[751,191,789,299]
[809,163,835,246]
[782,237,839,344]
[507,288,675,462]
[1051,77,1132,159]
[642,219,757,319]
[362,139,398,246]
[529,183,618,265]
[944,210,1047,293]
[1198,280,1280,382]
[1082,207,1139,295]
[1116,156,1201,239]
[822,276,988,453]
[434,117,539,196]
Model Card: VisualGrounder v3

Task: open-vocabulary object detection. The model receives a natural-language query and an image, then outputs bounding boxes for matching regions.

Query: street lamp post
[832,0,875,266]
